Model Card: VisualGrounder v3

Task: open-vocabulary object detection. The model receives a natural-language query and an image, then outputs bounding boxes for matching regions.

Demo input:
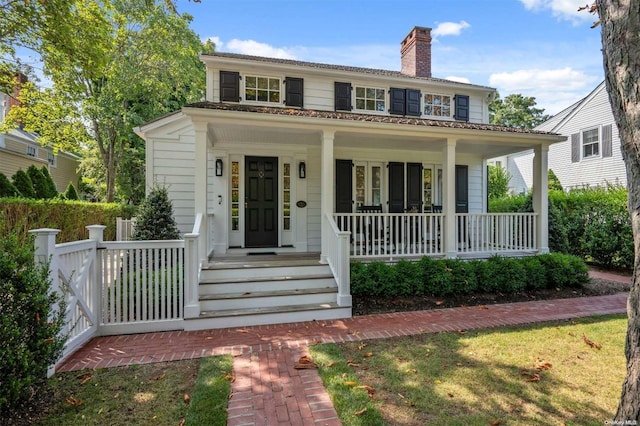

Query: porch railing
[333,212,445,259]
[333,212,537,259]
[456,213,537,254]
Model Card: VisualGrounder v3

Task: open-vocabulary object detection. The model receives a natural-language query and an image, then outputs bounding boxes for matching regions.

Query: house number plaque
[296,201,307,208]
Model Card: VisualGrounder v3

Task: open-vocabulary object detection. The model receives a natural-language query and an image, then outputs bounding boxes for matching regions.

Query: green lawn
[311,315,627,426]
[37,356,232,425]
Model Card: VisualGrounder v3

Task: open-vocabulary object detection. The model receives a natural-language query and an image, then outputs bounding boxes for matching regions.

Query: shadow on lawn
[313,315,625,426]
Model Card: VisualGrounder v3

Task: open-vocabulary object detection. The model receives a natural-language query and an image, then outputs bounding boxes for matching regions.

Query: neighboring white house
[135,26,565,264]
[494,81,624,193]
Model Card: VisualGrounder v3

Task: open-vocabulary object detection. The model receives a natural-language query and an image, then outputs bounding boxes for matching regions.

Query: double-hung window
[26,145,37,157]
[424,93,452,118]
[582,128,599,159]
[245,76,281,103]
[354,86,385,112]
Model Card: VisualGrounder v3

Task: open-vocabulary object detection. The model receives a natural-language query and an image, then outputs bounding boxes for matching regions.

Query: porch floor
[57,269,629,426]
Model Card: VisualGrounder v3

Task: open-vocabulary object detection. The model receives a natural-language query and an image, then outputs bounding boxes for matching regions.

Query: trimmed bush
[40,166,59,198]
[0,229,66,416]
[64,182,79,200]
[12,169,35,198]
[351,253,589,297]
[132,185,180,241]
[0,172,21,197]
[27,165,50,199]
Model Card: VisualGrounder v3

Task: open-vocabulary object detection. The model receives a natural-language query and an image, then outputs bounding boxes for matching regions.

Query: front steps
[184,255,352,330]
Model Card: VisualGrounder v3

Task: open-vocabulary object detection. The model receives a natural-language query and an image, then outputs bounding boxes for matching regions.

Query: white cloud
[225,39,297,59]
[432,21,471,38]
[445,76,471,84]
[519,0,593,23]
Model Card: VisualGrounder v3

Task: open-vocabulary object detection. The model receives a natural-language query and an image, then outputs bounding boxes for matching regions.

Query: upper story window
[26,145,37,157]
[48,151,56,167]
[354,86,385,112]
[245,76,281,103]
[582,127,599,158]
[424,93,452,118]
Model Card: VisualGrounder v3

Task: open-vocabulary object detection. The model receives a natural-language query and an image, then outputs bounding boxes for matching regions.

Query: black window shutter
[220,71,240,102]
[389,88,406,115]
[406,163,423,210]
[335,159,353,213]
[455,165,469,214]
[388,162,405,213]
[602,124,613,158]
[285,77,303,108]
[406,89,421,117]
[335,82,352,111]
[454,94,469,121]
[571,133,580,163]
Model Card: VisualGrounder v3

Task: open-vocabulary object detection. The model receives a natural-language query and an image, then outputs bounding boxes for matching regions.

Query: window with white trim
[244,76,281,103]
[582,127,599,159]
[47,152,56,167]
[424,93,452,118]
[355,161,384,208]
[26,145,37,157]
[354,86,385,112]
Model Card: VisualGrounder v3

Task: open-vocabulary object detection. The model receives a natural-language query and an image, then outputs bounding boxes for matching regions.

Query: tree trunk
[597,0,640,420]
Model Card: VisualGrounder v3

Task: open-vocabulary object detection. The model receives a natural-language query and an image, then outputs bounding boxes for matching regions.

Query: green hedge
[0,198,136,244]
[489,186,633,269]
[350,253,589,297]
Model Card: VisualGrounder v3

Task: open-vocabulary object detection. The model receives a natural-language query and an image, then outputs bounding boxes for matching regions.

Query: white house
[134,27,565,328]
[496,81,624,193]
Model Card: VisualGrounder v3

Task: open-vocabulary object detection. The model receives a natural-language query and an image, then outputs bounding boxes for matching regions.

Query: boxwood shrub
[350,253,589,297]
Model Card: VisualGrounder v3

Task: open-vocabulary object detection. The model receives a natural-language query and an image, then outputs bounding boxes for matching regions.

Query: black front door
[245,156,278,247]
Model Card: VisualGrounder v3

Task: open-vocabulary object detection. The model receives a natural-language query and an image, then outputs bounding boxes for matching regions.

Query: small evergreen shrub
[0,229,66,416]
[27,165,50,199]
[0,172,21,197]
[64,182,79,200]
[132,185,180,240]
[394,259,421,296]
[442,258,478,295]
[477,256,527,293]
[418,256,452,296]
[40,166,59,199]
[12,170,36,198]
[520,256,547,290]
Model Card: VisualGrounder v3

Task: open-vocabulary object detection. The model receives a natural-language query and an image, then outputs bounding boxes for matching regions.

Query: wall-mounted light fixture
[298,161,306,179]
[215,158,223,177]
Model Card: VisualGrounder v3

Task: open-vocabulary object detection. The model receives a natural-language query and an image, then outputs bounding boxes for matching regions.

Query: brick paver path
[57,270,630,426]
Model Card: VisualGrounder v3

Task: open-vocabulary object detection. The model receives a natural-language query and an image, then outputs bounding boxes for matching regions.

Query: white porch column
[533,144,549,253]
[443,138,457,258]
[193,121,209,263]
[320,130,335,263]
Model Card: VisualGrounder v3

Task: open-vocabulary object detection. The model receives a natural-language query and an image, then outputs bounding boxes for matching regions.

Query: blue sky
[177,0,603,115]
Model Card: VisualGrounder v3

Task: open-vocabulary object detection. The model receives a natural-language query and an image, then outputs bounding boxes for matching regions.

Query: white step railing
[324,213,351,307]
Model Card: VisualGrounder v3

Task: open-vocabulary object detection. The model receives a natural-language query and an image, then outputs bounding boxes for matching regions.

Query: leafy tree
[488,164,511,199]
[548,169,563,191]
[591,0,640,419]
[0,172,21,197]
[132,185,180,240]
[63,182,79,200]
[11,170,35,198]
[489,93,550,129]
[2,1,205,202]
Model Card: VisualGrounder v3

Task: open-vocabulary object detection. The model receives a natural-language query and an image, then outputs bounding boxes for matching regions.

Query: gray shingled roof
[202,52,495,91]
[185,101,559,135]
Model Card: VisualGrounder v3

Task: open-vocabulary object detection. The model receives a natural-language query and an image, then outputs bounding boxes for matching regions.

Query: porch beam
[443,138,457,258]
[193,121,209,262]
[533,144,549,253]
[320,130,335,263]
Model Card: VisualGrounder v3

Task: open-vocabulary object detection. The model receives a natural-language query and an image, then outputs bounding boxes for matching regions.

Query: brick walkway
[57,270,631,426]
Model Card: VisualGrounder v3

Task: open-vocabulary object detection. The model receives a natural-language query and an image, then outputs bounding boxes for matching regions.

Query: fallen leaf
[358,343,368,350]
[343,381,357,387]
[477,305,489,310]
[183,393,191,405]
[223,372,236,382]
[456,329,467,335]
[80,375,92,386]
[363,352,374,358]
[66,396,83,406]
[434,379,442,384]
[178,419,186,426]
[456,362,463,367]
[326,361,337,368]
[350,330,360,336]
[237,329,249,334]
[294,355,318,369]
[520,370,541,382]
[152,373,166,381]
[490,420,502,426]
[535,361,552,371]
[354,408,367,416]
[347,360,361,367]
[435,300,444,306]
[407,368,417,374]
[448,392,455,398]
[583,333,602,350]
[568,332,576,337]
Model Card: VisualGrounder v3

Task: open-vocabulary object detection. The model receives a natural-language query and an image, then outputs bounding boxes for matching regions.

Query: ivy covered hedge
[489,186,633,270]
[350,253,589,297]
[0,198,136,244]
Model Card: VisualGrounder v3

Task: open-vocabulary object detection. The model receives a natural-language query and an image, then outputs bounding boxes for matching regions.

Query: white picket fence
[31,218,202,368]
[116,217,137,241]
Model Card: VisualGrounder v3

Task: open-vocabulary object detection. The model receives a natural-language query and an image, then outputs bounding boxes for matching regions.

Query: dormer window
[27,145,37,157]
[245,76,281,103]
[355,86,385,112]
[424,93,452,118]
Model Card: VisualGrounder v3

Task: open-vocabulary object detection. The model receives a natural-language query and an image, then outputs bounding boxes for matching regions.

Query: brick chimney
[9,72,28,111]
[400,26,432,78]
